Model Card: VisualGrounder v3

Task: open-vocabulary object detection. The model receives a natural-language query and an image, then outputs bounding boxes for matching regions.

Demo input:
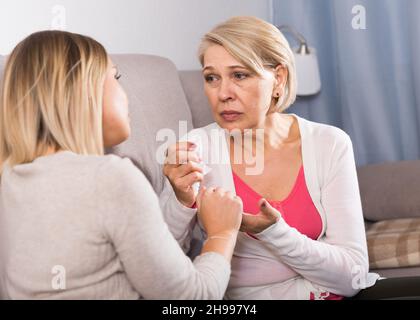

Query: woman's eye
[204,74,218,83]
[114,73,122,80]
[233,72,248,80]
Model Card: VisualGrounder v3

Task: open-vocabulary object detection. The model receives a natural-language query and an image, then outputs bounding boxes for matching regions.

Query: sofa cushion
[367,218,420,269]
[357,160,420,221]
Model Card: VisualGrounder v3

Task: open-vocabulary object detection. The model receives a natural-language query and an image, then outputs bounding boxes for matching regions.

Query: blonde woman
[0,30,242,299]
[163,16,378,300]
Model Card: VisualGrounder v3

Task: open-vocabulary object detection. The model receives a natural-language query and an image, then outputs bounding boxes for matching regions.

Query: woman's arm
[160,140,205,253]
[98,157,234,299]
[159,177,197,253]
[253,133,370,297]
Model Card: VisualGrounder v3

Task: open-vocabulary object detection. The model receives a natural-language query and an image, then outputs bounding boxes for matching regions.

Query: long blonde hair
[198,16,297,113]
[0,30,108,172]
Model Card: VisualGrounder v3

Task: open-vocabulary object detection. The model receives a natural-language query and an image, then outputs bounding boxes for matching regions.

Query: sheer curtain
[273,0,420,165]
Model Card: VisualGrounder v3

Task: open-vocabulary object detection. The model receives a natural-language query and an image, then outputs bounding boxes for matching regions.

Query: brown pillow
[367,218,420,269]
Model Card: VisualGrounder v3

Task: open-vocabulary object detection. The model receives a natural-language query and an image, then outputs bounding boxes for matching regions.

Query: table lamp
[277,25,321,96]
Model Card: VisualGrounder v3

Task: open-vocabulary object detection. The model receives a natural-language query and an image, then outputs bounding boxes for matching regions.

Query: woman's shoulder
[95,153,134,170]
[93,154,158,211]
[2,151,143,180]
[39,152,152,196]
[295,115,352,147]
[95,154,149,186]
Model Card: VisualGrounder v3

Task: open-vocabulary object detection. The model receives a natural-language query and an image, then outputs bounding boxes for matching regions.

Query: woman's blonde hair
[198,16,297,113]
[0,30,108,172]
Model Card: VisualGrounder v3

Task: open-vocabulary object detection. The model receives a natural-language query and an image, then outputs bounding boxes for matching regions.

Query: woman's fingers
[166,161,203,181]
[258,199,281,222]
[166,141,196,154]
[162,142,203,208]
[240,213,259,232]
[165,142,200,164]
[240,200,280,234]
[173,170,204,192]
[197,186,243,237]
[196,186,208,210]
[165,150,201,166]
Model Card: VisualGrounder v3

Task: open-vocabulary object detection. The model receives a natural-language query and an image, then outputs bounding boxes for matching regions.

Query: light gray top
[0,151,230,299]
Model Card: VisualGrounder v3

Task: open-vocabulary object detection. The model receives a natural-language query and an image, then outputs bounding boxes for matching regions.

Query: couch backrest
[357,160,420,221]
[178,71,213,128]
[0,54,194,194]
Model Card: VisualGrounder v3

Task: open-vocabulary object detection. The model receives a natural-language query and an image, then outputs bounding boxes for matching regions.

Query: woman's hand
[241,198,281,234]
[197,186,242,262]
[196,186,243,237]
[163,141,203,207]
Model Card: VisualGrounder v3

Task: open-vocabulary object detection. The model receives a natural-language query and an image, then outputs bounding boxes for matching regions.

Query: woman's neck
[40,146,61,157]
[262,112,297,149]
[231,113,298,156]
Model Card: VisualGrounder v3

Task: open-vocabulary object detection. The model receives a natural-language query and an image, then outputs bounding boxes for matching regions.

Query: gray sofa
[1,53,420,279]
[358,161,420,278]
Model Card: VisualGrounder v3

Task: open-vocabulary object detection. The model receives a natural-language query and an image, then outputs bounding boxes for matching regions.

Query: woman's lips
[220,111,243,122]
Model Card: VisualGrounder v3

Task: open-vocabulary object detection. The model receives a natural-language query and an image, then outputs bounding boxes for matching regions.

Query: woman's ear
[272,64,288,98]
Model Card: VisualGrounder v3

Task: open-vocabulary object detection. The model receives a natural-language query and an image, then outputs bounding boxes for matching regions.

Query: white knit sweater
[160,114,379,299]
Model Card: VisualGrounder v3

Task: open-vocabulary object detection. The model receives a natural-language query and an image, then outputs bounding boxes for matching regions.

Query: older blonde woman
[162,16,378,300]
[0,30,242,299]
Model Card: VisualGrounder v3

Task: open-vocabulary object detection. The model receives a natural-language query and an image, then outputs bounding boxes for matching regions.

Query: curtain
[273,0,420,165]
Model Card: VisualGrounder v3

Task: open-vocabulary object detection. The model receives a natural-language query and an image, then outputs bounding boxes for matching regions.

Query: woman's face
[202,45,284,132]
[102,58,130,147]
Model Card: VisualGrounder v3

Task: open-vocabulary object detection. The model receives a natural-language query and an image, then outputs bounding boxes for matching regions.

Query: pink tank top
[232,165,322,240]
[232,165,343,300]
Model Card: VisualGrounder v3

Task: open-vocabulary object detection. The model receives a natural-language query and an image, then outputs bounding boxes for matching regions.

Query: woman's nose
[217,78,235,102]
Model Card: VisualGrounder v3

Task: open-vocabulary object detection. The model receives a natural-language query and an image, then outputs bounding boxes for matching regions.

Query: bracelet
[204,234,235,244]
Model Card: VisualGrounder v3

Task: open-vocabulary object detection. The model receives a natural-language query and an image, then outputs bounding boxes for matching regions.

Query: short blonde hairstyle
[198,16,297,113]
[0,31,108,172]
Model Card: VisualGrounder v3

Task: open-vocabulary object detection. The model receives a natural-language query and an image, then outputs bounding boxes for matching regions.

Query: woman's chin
[216,118,245,133]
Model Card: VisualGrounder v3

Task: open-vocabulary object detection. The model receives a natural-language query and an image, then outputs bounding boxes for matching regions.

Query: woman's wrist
[174,192,196,209]
[175,192,196,208]
[201,230,239,262]
[206,230,238,241]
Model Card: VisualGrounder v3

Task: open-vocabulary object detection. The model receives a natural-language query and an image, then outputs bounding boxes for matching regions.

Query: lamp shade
[293,46,321,96]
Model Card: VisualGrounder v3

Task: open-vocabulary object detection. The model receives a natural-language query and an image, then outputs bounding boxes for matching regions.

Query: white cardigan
[160,114,378,299]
